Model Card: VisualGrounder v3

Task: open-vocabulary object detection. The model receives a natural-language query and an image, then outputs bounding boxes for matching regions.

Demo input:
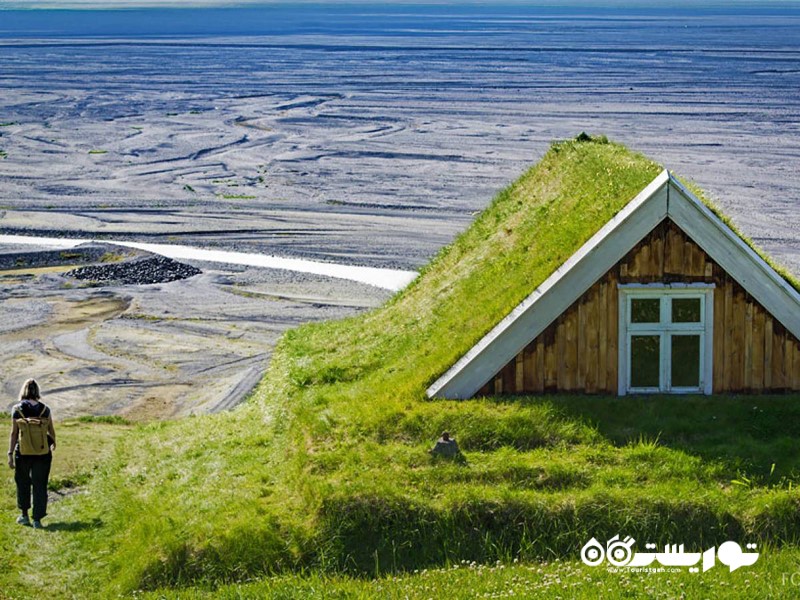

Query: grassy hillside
[3,136,799,599]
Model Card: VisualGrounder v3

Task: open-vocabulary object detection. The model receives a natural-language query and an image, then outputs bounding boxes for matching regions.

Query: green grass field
[2,136,799,599]
[143,552,800,599]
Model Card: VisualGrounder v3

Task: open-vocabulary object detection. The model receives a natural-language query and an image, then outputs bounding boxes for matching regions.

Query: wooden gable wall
[476,219,800,396]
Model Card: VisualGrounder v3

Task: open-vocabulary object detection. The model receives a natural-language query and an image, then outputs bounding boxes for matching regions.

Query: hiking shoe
[32,520,44,530]
[16,515,30,526]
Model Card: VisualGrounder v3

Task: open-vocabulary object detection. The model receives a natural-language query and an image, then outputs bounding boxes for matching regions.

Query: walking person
[7,379,56,529]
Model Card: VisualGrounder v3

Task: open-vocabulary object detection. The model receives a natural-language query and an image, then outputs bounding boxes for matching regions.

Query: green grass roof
[277,135,664,405]
[275,134,799,413]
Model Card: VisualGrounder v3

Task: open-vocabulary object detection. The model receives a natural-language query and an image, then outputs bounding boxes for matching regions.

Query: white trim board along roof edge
[427,169,800,399]
[666,174,800,340]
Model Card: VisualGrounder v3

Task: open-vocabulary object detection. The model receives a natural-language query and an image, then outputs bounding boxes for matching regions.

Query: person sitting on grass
[7,379,56,529]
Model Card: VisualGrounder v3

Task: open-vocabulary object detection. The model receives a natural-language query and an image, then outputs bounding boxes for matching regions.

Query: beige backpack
[15,404,50,456]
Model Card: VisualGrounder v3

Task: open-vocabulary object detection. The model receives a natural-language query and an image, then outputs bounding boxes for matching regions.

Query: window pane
[630,335,660,388]
[672,298,702,323]
[631,298,660,323]
[671,335,701,388]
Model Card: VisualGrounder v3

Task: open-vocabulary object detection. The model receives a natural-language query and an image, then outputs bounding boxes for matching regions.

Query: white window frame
[618,284,714,395]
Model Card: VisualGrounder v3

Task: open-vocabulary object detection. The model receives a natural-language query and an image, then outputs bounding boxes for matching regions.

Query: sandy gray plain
[0,247,390,418]
[1,8,799,417]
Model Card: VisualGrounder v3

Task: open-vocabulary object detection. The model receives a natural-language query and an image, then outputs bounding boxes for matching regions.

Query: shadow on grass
[43,518,102,532]
[516,393,800,479]
[314,394,800,575]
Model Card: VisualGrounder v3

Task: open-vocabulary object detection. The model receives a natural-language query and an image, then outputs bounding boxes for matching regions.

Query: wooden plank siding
[476,219,800,396]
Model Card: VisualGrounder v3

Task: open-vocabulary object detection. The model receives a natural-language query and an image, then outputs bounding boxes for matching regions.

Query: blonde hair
[19,378,41,402]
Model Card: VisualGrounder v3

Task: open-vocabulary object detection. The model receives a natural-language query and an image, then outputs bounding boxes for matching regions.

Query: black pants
[15,453,52,521]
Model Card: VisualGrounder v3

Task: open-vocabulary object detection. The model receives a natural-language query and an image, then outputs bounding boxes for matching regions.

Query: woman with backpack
[7,379,56,529]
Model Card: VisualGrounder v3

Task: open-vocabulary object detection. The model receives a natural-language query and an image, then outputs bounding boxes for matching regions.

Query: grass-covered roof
[282,135,664,404]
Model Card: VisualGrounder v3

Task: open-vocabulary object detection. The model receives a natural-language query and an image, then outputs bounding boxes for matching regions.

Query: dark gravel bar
[67,256,201,285]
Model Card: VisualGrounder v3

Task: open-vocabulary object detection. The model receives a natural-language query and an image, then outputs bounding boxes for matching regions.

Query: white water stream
[0,234,418,292]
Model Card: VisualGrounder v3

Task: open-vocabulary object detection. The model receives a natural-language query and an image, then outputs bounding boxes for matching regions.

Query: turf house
[428,169,800,398]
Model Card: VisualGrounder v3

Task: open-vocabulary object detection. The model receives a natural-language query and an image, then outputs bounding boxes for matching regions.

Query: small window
[631,298,660,323]
[630,335,661,388]
[619,287,714,395]
[672,298,701,323]
[671,334,701,388]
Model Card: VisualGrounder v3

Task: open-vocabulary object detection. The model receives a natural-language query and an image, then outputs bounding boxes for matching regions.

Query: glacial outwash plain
[1,3,800,598]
